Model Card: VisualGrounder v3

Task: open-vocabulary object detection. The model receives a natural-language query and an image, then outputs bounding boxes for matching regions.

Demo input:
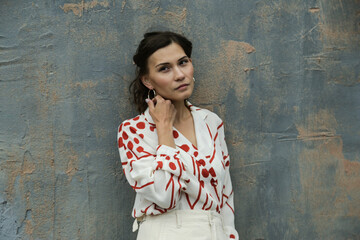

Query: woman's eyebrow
[178,56,188,61]
[155,56,188,68]
[155,62,170,68]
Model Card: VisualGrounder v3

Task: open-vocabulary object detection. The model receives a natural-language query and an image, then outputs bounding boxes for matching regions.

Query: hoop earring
[147,89,156,99]
[193,77,196,82]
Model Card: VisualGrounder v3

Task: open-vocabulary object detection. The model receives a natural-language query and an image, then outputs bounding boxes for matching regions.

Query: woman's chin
[162,91,193,102]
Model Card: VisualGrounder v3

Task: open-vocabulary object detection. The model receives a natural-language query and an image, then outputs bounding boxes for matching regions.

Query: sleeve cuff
[152,145,188,187]
[156,144,179,155]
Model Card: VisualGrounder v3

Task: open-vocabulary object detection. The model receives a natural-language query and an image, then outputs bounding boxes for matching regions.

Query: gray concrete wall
[0,0,359,239]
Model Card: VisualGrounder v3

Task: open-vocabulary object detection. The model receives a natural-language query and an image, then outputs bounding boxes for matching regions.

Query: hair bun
[144,32,161,38]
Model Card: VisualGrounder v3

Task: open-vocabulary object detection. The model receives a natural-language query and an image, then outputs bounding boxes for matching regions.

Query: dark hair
[129,31,193,113]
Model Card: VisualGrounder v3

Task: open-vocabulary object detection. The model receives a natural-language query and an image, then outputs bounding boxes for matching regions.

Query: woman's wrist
[155,121,173,133]
[156,123,176,148]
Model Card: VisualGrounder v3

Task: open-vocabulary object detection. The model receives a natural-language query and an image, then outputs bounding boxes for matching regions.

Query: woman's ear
[141,76,153,90]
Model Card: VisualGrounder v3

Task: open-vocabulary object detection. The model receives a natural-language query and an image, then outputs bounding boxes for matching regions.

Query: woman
[117,31,239,240]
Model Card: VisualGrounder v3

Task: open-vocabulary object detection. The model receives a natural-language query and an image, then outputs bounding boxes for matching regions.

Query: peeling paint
[240,42,256,54]
[163,7,187,23]
[121,0,127,12]
[296,109,338,142]
[296,109,360,237]
[309,7,320,13]
[73,80,98,89]
[60,0,110,17]
[65,155,79,179]
[22,151,36,175]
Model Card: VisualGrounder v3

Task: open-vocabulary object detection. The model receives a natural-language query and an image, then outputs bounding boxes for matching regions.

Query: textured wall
[0,0,359,239]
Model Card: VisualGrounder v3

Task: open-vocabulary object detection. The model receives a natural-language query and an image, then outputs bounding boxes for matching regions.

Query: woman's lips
[175,84,189,90]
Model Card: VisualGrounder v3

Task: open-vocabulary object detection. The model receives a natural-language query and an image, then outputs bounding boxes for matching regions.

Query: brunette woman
[117,31,238,240]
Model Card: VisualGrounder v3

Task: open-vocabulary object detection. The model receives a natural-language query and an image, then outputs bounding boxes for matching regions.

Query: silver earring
[193,77,196,82]
[147,89,156,99]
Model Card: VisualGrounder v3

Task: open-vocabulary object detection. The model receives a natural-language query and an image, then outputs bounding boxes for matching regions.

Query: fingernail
[145,98,150,103]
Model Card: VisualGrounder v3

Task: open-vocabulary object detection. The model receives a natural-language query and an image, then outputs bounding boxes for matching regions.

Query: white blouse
[117,103,239,239]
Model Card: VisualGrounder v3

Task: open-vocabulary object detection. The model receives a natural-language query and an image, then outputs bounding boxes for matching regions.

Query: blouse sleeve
[118,121,188,211]
[218,122,239,240]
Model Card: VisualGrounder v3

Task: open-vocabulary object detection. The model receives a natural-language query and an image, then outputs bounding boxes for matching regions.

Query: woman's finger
[152,97,158,106]
[154,94,165,102]
[146,98,155,111]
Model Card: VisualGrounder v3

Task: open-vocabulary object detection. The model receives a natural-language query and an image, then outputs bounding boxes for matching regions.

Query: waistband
[133,210,223,240]
[141,209,221,222]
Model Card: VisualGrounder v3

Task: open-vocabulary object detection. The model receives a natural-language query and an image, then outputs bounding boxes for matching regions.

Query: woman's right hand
[146,95,177,148]
[147,95,177,127]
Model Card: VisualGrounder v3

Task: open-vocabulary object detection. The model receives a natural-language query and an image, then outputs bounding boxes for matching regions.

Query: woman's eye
[159,66,169,72]
[179,59,189,65]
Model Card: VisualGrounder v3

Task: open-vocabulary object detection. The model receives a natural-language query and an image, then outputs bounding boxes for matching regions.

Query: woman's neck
[172,100,191,123]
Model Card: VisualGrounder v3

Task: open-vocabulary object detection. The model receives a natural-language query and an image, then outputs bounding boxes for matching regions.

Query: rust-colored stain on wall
[0,0,359,239]
[296,110,360,237]
[61,0,110,17]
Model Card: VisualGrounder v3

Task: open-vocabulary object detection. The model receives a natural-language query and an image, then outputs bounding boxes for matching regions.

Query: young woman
[117,31,239,240]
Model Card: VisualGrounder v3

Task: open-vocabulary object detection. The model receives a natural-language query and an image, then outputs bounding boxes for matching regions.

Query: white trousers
[136,210,227,240]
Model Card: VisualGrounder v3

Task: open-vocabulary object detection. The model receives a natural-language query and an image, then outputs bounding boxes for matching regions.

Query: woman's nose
[174,66,185,81]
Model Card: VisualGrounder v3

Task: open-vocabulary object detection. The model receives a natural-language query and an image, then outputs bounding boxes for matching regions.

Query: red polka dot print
[209,167,216,177]
[127,141,133,150]
[126,151,133,159]
[202,168,209,178]
[169,162,176,170]
[180,144,190,152]
[130,127,137,134]
[136,122,145,129]
[156,161,163,170]
[118,137,124,148]
[198,159,205,166]
[118,107,236,231]
[122,131,128,140]
[173,130,179,138]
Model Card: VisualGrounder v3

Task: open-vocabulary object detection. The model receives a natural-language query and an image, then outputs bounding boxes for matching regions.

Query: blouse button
[210,178,218,186]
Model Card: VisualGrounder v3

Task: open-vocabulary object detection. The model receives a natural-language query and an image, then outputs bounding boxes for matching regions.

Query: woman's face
[141,42,194,103]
